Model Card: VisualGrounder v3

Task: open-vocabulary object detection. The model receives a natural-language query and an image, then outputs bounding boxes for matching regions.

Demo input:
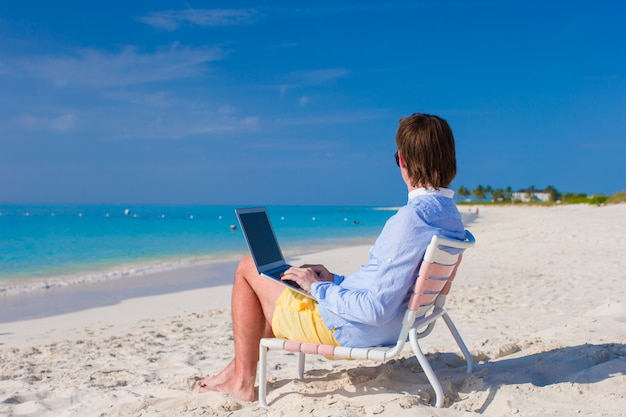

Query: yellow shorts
[272,289,340,346]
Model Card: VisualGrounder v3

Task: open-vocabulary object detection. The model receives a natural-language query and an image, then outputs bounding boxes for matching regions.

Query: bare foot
[196,361,256,402]
[202,377,256,402]
[197,360,235,391]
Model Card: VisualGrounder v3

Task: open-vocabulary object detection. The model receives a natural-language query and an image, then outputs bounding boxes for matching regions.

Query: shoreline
[0,234,379,298]
[0,259,238,324]
[0,240,376,324]
[0,252,245,298]
[0,243,375,347]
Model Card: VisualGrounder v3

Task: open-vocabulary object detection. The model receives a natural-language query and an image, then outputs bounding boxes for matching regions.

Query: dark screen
[239,211,283,266]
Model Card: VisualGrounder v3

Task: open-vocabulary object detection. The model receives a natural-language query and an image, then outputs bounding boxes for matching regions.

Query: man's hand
[281,264,334,294]
[300,264,334,282]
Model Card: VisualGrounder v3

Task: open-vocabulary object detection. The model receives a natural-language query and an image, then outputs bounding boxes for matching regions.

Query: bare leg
[197,255,284,401]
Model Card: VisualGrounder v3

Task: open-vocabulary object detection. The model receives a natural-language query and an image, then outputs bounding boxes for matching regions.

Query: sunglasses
[394,151,399,167]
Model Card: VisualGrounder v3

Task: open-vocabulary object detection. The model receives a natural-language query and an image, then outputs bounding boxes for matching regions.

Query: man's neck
[406,182,424,192]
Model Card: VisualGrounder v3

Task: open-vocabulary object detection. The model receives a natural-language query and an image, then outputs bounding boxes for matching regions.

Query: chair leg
[297,352,306,379]
[258,345,269,407]
[258,347,306,407]
[441,312,474,373]
[409,329,444,408]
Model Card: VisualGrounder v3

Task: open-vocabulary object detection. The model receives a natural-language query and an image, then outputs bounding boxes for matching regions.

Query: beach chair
[258,230,476,408]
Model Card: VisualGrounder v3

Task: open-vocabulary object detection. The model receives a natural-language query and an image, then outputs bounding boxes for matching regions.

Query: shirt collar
[408,187,455,202]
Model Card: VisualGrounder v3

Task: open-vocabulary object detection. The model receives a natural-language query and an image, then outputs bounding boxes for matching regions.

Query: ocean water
[0,205,400,294]
[0,204,475,296]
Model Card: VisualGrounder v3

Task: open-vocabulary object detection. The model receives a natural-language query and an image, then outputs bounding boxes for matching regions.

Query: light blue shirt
[311,188,465,347]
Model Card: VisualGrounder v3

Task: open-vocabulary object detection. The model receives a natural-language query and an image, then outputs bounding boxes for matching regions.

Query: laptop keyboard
[266,266,304,290]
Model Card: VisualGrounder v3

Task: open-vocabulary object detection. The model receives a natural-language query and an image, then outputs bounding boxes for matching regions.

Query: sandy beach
[1,204,625,416]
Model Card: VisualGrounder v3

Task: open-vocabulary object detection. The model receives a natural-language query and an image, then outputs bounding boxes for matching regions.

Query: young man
[197,113,465,401]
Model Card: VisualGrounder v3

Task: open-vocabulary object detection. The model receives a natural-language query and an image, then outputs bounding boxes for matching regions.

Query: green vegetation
[455,185,625,206]
[606,192,626,204]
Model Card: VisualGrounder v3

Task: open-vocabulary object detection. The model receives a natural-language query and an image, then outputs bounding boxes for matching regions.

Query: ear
[398,151,408,169]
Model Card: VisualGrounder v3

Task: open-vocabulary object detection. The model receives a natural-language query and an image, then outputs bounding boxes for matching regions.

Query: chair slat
[284,340,301,352]
[408,293,437,310]
[318,344,336,357]
[300,343,319,354]
[333,346,353,357]
[441,255,462,295]
[367,349,387,361]
[419,262,456,279]
[425,248,459,265]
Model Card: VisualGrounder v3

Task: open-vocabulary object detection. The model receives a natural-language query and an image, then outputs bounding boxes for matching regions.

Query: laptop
[235,207,313,298]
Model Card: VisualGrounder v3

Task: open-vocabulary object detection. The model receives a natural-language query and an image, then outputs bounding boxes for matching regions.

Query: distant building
[512,189,551,203]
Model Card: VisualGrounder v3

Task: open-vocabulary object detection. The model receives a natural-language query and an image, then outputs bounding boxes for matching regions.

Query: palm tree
[504,186,513,202]
[485,185,494,202]
[545,185,560,202]
[457,186,471,201]
[526,185,536,202]
[472,185,486,202]
[492,188,504,202]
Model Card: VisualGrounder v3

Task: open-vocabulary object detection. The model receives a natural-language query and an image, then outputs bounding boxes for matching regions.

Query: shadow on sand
[266,342,626,408]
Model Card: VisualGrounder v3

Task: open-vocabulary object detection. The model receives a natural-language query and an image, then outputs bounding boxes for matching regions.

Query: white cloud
[218,105,236,114]
[20,113,77,133]
[129,113,261,140]
[298,96,311,106]
[290,68,349,85]
[138,8,260,31]
[12,43,224,89]
[240,116,259,127]
[51,114,77,132]
[276,68,350,94]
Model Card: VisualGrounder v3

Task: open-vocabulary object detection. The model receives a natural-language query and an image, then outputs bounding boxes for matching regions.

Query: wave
[0,258,210,297]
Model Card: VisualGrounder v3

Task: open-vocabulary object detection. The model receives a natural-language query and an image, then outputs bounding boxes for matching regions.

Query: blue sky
[0,1,624,206]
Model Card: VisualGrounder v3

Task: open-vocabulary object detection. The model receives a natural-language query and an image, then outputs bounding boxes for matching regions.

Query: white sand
[1,204,625,416]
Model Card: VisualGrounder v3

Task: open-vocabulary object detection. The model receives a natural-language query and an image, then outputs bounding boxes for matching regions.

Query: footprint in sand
[495,343,521,358]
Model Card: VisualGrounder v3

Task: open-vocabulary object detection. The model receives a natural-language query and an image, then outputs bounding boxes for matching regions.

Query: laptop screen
[237,209,283,267]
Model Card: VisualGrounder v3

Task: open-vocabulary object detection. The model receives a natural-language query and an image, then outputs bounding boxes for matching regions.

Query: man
[197,113,465,402]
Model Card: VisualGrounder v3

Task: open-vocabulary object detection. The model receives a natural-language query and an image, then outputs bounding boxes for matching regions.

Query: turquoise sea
[0,204,475,296]
[0,205,403,294]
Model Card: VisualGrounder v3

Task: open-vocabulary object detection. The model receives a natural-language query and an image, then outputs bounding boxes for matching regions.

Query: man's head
[395,113,456,189]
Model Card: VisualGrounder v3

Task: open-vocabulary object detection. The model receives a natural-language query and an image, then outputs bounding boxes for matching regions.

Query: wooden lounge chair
[258,230,476,408]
